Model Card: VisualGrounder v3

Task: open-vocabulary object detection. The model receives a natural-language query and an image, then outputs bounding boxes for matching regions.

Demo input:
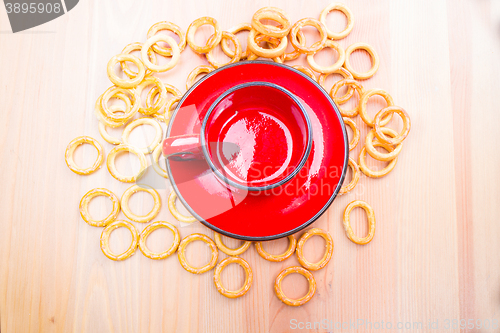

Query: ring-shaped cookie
[142,35,180,72]
[106,144,147,183]
[222,23,252,59]
[373,106,411,145]
[65,136,104,175]
[152,144,168,178]
[94,93,132,128]
[168,191,197,223]
[147,21,186,56]
[214,257,253,298]
[343,117,360,151]
[101,86,140,122]
[306,39,345,74]
[247,29,288,58]
[343,200,376,245]
[255,235,296,262]
[121,42,156,78]
[146,83,182,120]
[206,31,241,68]
[135,76,168,115]
[186,17,222,54]
[296,228,334,270]
[358,142,398,178]
[282,31,305,62]
[275,266,316,306]
[100,220,139,261]
[139,221,180,259]
[79,188,120,227]
[121,185,161,223]
[252,7,291,38]
[177,233,218,274]
[330,79,365,117]
[163,96,182,124]
[106,54,145,88]
[339,157,360,194]
[319,3,354,40]
[318,67,354,102]
[121,117,162,155]
[344,42,379,80]
[290,18,327,55]
[247,34,284,62]
[214,232,251,256]
[359,88,394,127]
[292,65,317,81]
[186,65,215,90]
[365,128,403,161]
[98,119,122,145]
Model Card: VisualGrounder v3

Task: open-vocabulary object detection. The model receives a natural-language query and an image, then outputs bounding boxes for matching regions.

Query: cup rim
[200,81,313,191]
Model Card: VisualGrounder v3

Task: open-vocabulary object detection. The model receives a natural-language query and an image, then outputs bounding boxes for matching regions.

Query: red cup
[162,82,312,191]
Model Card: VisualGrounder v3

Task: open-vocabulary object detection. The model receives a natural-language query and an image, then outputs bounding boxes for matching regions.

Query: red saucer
[166,61,348,241]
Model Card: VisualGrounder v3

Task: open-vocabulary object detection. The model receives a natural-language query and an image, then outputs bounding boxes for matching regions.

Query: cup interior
[202,82,311,191]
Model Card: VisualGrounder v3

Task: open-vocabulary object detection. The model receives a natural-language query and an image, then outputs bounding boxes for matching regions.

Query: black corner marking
[63,0,78,12]
[4,0,67,33]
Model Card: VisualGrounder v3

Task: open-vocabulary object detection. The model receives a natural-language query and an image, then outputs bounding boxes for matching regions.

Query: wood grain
[1,0,500,332]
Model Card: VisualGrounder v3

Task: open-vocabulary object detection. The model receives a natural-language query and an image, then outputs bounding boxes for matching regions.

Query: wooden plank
[0,0,499,332]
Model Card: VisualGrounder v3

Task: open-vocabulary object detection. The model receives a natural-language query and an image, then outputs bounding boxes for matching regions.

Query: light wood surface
[1,0,500,332]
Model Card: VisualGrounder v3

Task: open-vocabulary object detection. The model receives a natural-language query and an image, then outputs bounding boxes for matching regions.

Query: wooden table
[1,0,499,332]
